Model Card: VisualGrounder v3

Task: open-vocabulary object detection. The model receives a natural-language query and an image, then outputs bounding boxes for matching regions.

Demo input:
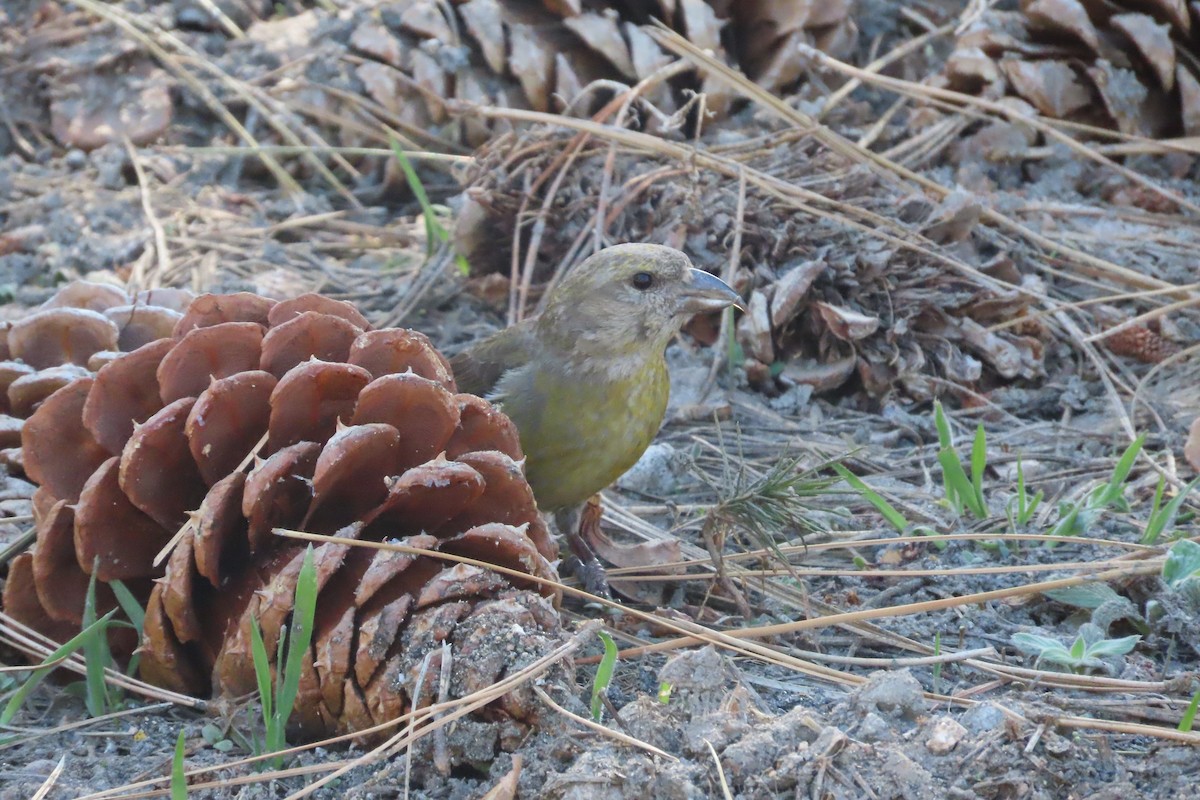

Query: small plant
[171,730,188,800]
[1005,456,1044,529]
[831,463,909,533]
[933,401,988,519]
[81,570,116,716]
[249,545,317,769]
[1162,539,1200,591]
[1179,688,1200,733]
[200,723,236,753]
[1010,626,1140,673]
[657,681,673,704]
[389,139,470,276]
[1049,435,1144,538]
[703,447,838,549]
[590,631,618,722]
[1142,475,1199,545]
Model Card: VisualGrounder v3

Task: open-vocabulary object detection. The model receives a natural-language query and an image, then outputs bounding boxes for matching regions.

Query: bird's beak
[680,268,743,314]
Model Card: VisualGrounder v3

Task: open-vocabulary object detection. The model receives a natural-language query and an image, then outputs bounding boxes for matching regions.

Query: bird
[450,243,741,587]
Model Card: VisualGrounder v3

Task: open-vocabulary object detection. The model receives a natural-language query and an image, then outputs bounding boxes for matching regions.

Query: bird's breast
[505,359,670,510]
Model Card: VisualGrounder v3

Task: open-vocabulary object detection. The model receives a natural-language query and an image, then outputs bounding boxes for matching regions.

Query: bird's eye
[631,272,654,291]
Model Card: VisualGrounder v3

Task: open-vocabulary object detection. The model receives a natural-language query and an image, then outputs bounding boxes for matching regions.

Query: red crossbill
[451,243,741,511]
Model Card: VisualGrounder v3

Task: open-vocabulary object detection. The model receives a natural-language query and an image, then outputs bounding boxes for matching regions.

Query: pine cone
[943,2,1200,137]
[348,0,858,145]
[3,289,562,741]
[0,281,192,470]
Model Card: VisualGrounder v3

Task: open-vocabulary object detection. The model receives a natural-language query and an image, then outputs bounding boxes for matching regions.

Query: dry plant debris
[2,284,563,741]
[458,129,1045,402]
[943,0,1200,137]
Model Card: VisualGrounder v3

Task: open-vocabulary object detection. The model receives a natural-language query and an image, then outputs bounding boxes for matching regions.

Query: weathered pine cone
[3,288,562,740]
[943,1,1200,137]
[349,0,857,145]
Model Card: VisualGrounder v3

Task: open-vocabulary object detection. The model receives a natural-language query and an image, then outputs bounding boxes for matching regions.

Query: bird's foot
[555,498,612,599]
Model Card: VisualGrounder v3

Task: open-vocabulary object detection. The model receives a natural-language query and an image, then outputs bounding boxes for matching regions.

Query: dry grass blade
[29,755,65,800]
[611,558,1164,658]
[0,613,204,709]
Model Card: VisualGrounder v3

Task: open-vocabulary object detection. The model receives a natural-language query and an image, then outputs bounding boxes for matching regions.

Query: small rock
[925,715,967,754]
[960,702,1007,733]
[850,669,928,721]
[855,711,895,742]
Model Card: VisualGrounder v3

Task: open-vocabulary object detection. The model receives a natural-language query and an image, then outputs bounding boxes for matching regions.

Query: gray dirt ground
[2,1,1200,798]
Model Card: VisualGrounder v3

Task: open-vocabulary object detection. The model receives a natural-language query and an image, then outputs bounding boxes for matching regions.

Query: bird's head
[537,243,742,364]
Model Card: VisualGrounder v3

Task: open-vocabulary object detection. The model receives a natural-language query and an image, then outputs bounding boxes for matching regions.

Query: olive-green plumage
[451,243,740,511]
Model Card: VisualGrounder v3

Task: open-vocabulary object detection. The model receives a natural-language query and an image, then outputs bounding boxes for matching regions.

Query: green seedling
[200,723,235,753]
[591,631,618,722]
[81,569,116,717]
[831,463,909,533]
[172,729,188,800]
[657,681,673,705]
[933,401,988,519]
[1179,688,1200,733]
[389,139,470,276]
[1050,435,1144,538]
[249,545,317,769]
[1010,628,1140,673]
[1142,475,1200,545]
[109,579,146,676]
[1162,539,1200,590]
[1006,456,1043,529]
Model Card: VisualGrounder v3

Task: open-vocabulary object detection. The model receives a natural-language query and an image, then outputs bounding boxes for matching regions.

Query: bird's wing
[449,321,538,399]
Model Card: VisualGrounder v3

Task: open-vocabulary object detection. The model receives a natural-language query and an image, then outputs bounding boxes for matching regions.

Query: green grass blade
[933,400,953,450]
[1142,476,1200,545]
[1178,688,1200,733]
[1016,457,1028,523]
[389,140,442,244]
[0,609,117,726]
[591,631,619,722]
[1100,434,1144,503]
[108,579,145,633]
[249,618,272,729]
[275,547,317,735]
[109,578,146,675]
[970,423,987,510]
[831,464,909,531]
[938,449,986,518]
[171,729,188,800]
[82,569,111,717]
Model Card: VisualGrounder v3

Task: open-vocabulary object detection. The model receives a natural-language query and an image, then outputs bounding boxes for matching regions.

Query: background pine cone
[346,0,858,146]
[3,288,562,741]
[943,1,1200,137]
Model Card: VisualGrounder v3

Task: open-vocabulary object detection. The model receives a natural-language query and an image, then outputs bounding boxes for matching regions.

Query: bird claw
[561,553,612,600]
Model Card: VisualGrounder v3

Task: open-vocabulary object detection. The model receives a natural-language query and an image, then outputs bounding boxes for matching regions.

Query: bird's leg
[554,497,611,599]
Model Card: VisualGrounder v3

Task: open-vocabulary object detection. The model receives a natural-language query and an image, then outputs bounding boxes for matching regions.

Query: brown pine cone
[943,2,1200,137]
[0,282,191,463]
[3,288,562,741]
